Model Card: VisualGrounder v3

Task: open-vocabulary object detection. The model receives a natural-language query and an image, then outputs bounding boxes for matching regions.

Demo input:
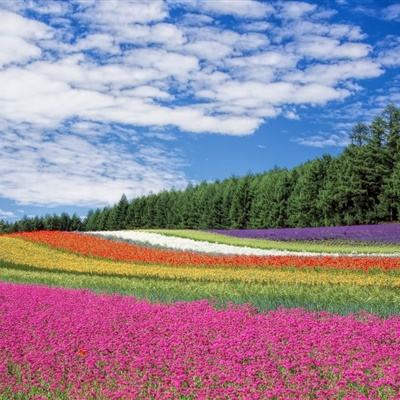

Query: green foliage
[1,213,83,233]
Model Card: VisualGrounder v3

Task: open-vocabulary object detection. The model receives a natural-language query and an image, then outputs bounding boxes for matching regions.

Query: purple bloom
[212,224,400,243]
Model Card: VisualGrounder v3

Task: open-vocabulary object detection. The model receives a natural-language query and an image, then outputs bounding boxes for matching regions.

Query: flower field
[1,228,400,398]
[1,283,400,399]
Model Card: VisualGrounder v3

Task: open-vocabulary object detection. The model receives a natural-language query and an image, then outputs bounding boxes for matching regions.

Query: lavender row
[212,223,400,243]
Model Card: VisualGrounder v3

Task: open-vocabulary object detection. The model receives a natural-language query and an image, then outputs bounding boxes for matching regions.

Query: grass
[1,260,400,316]
[146,229,400,254]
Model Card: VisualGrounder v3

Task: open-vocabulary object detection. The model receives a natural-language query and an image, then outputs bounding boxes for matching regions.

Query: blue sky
[0,0,399,221]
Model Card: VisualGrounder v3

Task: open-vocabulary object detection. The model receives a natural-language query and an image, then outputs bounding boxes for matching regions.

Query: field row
[1,282,399,399]
[1,262,400,316]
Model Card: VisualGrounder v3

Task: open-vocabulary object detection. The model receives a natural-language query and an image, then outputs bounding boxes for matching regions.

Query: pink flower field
[0,283,399,399]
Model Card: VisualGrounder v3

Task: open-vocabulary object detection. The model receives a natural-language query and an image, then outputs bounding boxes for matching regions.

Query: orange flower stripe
[9,230,400,271]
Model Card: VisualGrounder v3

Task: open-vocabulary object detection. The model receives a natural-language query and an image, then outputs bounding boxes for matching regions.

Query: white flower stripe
[88,231,400,258]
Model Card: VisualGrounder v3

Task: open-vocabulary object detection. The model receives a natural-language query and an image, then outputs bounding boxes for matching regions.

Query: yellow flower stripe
[0,237,399,288]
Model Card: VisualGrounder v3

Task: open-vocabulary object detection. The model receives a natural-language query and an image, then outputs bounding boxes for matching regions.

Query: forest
[1,104,399,233]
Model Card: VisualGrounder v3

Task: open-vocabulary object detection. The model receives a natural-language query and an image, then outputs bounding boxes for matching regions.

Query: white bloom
[88,230,400,257]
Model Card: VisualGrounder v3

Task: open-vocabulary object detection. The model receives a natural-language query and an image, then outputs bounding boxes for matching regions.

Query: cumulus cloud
[0,9,51,67]
[171,0,273,18]
[0,121,187,206]
[377,36,400,68]
[0,0,389,206]
[289,36,371,60]
[286,59,383,85]
[0,209,16,219]
[294,133,350,148]
[279,1,316,19]
[382,4,400,21]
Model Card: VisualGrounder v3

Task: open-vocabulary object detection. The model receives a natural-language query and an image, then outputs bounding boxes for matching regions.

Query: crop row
[1,282,399,399]
[3,237,400,288]
[1,261,400,316]
[148,229,400,254]
[8,231,400,271]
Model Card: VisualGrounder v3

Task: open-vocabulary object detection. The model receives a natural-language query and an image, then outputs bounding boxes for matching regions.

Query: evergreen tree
[287,156,331,227]
[107,194,129,230]
[229,175,253,228]
[379,160,400,221]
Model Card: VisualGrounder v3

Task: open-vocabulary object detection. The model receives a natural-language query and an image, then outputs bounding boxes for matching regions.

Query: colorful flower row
[9,231,400,271]
[2,263,399,316]
[2,237,399,287]
[1,283,399,399]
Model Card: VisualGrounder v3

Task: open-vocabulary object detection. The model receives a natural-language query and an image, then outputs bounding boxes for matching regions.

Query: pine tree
[287,156,331,227]
[229,175,254,228]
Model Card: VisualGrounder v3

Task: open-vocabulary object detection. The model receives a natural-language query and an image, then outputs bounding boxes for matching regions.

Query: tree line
[1,104,399,233]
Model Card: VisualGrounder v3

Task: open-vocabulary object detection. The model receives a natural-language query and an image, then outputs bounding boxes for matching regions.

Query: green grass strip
[147,229,400,254]
[1,261,400,316]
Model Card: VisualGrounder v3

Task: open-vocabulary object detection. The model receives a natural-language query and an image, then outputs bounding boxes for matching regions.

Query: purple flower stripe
[1,283,399,398]
[212,223,400,243]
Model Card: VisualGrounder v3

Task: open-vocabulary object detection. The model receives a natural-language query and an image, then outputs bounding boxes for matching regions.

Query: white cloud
[0,209,16,218]
[184,40,233,61]
[79,0,167,26]
[294,133,350,148]
[73,33,118,53]
[0,121,187,206]
[279,1,316,19]
[240,21,271,32]
[286,59,383,85]
[180,13,213,26]
[0,9,52,67]
[198,81,348,110]
[382,4,400,21]
[183,26,268,51]
[123,48,198,78]
[0,9,51,39]
[290,36,371,60]
[0,36,42,67]
[179,0,273,18]
[285,110,300,120]
[378,37,400,68]
[0,0,390,206]
[275,20,366,41]
[227,51,297,69]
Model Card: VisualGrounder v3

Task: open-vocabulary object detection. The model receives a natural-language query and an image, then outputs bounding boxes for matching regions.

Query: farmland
[1,227,400,398]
